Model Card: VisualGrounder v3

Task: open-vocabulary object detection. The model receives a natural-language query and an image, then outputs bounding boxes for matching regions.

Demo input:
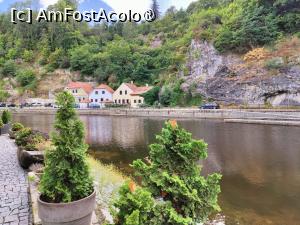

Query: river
[13,114,300,225]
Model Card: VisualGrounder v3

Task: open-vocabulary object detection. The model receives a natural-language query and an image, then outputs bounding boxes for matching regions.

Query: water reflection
[13,114,300,225]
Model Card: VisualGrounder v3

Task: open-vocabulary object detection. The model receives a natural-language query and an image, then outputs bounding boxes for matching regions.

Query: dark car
[0,103,6,107]
[7,103,16,108]
[199,102,220,110]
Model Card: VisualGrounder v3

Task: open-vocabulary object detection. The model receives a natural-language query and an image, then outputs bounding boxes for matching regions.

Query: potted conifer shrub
[38,92,95,225]
[112,120,222,224]
[1,109,12,134]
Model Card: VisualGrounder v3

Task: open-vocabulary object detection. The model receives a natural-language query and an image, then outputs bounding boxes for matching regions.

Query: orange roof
[131,86,153,96]
[124,83,153,96]
[67,82,93,94]
[125,83,138,91]
[96,84,114,94]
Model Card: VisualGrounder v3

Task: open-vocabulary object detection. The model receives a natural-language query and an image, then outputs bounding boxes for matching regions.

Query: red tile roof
[124,83,153,96]
[67,82,93,94]
[96,84,115,94]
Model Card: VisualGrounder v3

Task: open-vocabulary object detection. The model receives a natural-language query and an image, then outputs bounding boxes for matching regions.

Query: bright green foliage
[16,69,36,89]
[11,122,24,132]
[0,118,3,128]
[1,109,11,124]
[113,121,222,224]
[22,50,34,62]
[39,92,93,203]
[15,127,46,151]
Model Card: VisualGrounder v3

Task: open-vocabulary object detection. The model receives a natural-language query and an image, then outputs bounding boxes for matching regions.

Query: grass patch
[87,156,128,212]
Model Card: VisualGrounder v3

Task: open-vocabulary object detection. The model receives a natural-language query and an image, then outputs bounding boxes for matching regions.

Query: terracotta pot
[38,190,96,225]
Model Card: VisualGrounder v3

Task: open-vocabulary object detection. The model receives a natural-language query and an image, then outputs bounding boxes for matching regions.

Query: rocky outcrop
[182,40,300,106]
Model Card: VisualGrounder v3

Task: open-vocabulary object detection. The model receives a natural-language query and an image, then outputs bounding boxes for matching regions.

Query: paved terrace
[0,135,32,225]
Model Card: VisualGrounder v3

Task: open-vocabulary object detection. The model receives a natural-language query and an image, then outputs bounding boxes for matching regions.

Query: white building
[89,84,114,108]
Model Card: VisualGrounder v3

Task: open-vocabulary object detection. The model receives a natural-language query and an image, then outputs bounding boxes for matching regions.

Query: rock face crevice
[182,40,300,106]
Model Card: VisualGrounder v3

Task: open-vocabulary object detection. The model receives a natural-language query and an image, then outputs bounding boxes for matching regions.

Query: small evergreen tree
[113,120,222,224]
[151,0,160,19]
[1,109,12,124]
[39,91,93,203]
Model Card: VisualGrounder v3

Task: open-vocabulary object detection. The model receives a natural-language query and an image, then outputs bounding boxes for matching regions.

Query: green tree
[16,69,36,89]
[113,121,222,224]
[22,50,34,62]
[39,91,93,203]
[1,60,17,76]
[151,0,160,19]
[142,86,160,105]
[1,110,12,124]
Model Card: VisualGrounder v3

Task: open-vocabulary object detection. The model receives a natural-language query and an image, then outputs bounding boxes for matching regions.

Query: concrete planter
[0,124,11,135]
[38,190,96,225]
[17,147,44,169]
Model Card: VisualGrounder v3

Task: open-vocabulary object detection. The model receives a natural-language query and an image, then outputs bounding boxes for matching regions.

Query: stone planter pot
[38,190,96,225]
[0,124,11,135]
[17,147,44,169]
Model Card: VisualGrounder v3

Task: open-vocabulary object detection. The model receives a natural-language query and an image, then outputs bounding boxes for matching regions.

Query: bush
[112,121,222,224]
[265,57,285,69]
[22,50,34,62]
[1,60,17,76]
[11,122,24,132]
[16,69,36,88]
[39,92,93,203]
[142,86,160,106]
[1,110,12,124]
[15,128,46,151]
[0,119,3,128]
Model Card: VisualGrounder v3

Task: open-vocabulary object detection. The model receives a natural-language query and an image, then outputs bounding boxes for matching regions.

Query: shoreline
[5,108,300,126]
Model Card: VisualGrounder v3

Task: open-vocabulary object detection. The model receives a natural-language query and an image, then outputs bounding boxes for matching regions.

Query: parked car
[31,103,43,107]
[0,103,6,107]
[7,103,16,108]
[44,103,53,107]
[199,102,220,110]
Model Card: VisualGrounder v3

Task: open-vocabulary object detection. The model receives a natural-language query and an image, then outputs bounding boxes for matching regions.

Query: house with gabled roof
[113,81,153,108]
[65,82,93,108]
[89,84,115,108]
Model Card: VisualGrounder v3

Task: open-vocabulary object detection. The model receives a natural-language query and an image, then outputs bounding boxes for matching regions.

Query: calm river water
[13,114,300,225]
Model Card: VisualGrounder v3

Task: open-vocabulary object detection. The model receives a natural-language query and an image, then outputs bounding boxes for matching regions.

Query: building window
[125,90,127,95]
[102,91,105,94]
[120,91,122,95]
[118,100,121,104]
[138,100,142,103]
[91,99,94,102]
[115,100,117,103]
[75,89,78,93]
[122,99,125,104]
[95,91,98,95]
[79,98,81,102]
[106,99,109,101]
[134,100,136,103]
[101,98,104,102]
[83,97,85,100]
[127,99,129,104]
[72,90,75,93]
[95,99,98,102]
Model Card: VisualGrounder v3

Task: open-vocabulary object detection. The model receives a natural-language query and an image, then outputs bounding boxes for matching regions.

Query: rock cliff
[182,39,300,106]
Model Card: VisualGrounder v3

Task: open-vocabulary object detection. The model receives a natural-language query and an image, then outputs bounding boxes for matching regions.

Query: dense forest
[0,0,299,106]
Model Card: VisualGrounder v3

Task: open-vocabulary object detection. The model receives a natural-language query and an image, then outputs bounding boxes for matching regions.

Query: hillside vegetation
[0,0,299,106]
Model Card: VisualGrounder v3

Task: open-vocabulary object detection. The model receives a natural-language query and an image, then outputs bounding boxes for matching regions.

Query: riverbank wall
[7,108,300,121]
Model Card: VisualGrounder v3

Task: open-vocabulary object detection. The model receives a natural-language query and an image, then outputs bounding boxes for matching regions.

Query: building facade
[65,82,93,108]
[113,82,152,108]
[89,84,114,108]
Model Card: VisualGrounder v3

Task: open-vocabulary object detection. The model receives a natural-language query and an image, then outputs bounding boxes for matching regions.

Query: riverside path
[0,135,32,225]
